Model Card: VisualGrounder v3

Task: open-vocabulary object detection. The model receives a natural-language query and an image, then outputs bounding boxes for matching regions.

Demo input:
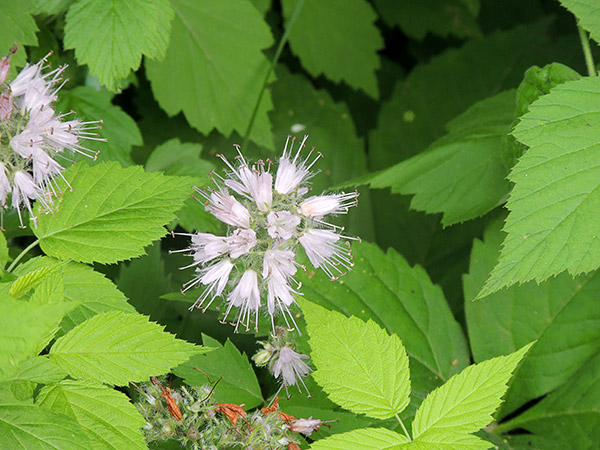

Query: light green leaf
[64,0,173,90]
[0,232,7,270]
[465,218,600,418]
[368,90,514,226]
[0,388,88,450]
[398,434,491,450]
[479,77,600,297]
[49,311,204,385]
[34,162,192,264]
[56,87,142,165]
[146,0,275,148]
[559,0,600,45]
[310,428,409,450]
[411,344,532,440]
[8,356,67,385]
[0,296,75,381]
[298,242,469,411]
[302,301,410,420]
[0,3,38,68]
[9,259,66,298]
[373,0,480,40]
[281,0,383,98]
[31,0,75,16]
[38,380,146,450]
[173,334,263,409]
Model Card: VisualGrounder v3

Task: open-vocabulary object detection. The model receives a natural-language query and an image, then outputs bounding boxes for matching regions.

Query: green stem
[578,26,597,77]
[7,238,40,273]
[395,413,412,442]
[241,0,306,150]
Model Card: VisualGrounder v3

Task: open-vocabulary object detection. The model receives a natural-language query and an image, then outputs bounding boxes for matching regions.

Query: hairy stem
[242,0,306,150]
[578,26,597,77]
[7,238,40,273]
[395,413,412,442]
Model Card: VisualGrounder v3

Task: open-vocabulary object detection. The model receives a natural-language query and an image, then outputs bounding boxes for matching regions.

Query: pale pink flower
[186,259,234,311]
[272,346,312,394]
[204,190,251,228]
[227,228,257,258]
[225,269,261,332]
[300,192,358,217]
[267,211,300,240]
[289,418,324,436]
[298,229,354,280]
[190,232,230,264]
[274,135,320,195]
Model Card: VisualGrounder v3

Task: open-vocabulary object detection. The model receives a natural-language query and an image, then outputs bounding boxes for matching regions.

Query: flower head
[0,48,103,227]
[272,346,312,396]
[180,136,358,332]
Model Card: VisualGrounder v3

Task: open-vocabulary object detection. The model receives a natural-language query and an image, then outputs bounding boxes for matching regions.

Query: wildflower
[272,346,312,396]
[180,135,359,333]
[288,418,323,436]
[0,48,103,227]
[215,403,247,425]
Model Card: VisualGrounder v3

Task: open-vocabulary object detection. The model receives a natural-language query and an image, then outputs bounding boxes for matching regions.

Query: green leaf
[310,428,410,450]
[411,344,532,441]
[49,311,205,385]
[146,0,275,148]
[38,380,146,450]
[479,77,600,297]
[559,0,600,45]
[56,87,142,165]
[281,0,383,98]
[0,3,38,68]
[0,232,7,270]
[0,388,88,450]
[34,162,192,264]
[302,301,410,420]
[298,242,469,409]
[368,90,514,226]
[465,218,600,418]
[9,259,66,298]
[398,434,491,450]
[0,296,75,381]
[31,0,75,16]
[8,356,67,385]
[64,0,174,90]
[173,334,263,409]
[373,0,480,40]
[501,352,600,448]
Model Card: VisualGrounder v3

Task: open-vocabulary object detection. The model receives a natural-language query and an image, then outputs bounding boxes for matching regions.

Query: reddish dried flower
[215,403,247,425]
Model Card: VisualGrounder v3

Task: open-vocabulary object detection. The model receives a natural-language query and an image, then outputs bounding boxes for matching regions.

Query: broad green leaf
[373,0,480,40]
[465,218,600,417]
[56,87,142,165]
[146,0,275,148]
[281,0,383,98]
[0,232,7,270]
[0,296,75,381]
[303,301,410,420]
[411,344,532,440]
[34,162,192,264]
[298,242,469,410]
[368,90,514,226]
[64,0,173,90]
[501,352,600,449]
[31,0,75,15]
[310,428,410,450]
[479,77,600,297]
[0,389,88,450]
[0,3,38,68]
[173,334,263,409]
[559,0,600,45]
[398,434,491,450]
[8,356,67,385]
[9,259,66,298]
[49,311,205,385]
[38,380,146,450]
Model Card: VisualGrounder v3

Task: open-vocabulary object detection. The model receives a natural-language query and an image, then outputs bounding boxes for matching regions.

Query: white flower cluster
[180,136,359,332]
[0,47,102,227]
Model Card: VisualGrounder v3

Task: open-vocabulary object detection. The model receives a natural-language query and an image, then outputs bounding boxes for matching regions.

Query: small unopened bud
[253,348,273,367]
[190,401,202,413]
[161,422,175,435]
[187,427,200,441]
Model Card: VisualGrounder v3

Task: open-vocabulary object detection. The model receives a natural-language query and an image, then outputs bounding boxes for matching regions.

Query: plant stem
[578,26,597,77]
[7,238,40,273]
[241,0,306,150]
[395,413,412,442]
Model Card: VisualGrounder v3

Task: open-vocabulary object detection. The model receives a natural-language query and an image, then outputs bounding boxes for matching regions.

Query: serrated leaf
[64,0,173,90]
[31,0,75,16]
[34,162,192,264]
[398,434,491,450]
[465,218,600,418]
[302,301,410,420]
[0,232,7,270]
[49,311,205,385]
[8,356,67,384]
[146,0,275,148]
[411,344,532,441]
[10,259,66,298]
[0,3,38,68]
[298,242,469,412]
[0,388,88,450]
[281,0,383,98]
[373,0,480,40]
[38,380,146,450]
[310,428,409,450]
[479,77,600,297]
[559,0,600,45]
[55,87,142,165]
[0,296,75,381]
[368,90,514,226]
[173,334,262,408]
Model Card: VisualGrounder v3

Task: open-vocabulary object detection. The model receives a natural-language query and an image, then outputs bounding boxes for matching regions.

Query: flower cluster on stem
[178,136,359,332]
[0,47,102,227]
